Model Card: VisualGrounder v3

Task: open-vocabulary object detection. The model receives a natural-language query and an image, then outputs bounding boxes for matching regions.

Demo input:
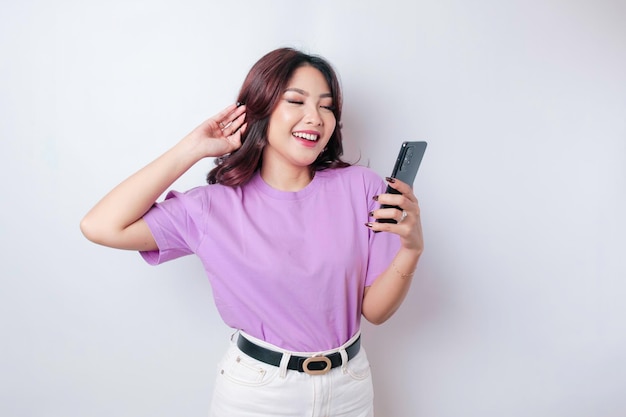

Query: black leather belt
[236,334,361,375]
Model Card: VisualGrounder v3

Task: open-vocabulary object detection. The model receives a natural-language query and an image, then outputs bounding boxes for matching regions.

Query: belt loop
[339,348,348,374]
[278,352,291,379]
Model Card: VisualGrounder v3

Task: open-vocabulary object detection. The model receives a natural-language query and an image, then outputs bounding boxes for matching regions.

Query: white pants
[209,331,374,417]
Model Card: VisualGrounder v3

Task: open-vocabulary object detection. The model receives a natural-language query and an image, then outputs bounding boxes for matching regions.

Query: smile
[293,132,320,142]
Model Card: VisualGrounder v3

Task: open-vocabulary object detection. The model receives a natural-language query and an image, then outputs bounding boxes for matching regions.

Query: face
[263,65,337,173]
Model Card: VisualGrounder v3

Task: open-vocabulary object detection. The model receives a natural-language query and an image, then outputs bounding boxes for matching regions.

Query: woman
[80,47,423,416]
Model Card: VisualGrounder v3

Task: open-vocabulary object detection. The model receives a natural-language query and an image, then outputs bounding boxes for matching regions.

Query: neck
[260,163,313,191]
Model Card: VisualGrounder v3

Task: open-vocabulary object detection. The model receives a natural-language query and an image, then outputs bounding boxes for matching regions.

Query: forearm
[80,104,246,249]
[362,247,422,325]
[80,137,203,246]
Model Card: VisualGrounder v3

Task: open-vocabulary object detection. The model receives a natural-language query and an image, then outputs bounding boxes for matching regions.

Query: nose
[304,105,323,126]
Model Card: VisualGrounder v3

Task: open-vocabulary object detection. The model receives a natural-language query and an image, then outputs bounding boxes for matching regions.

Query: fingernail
[364,222,373,228]
[368,211,374,217]
[373,195,379,201]
[385,177,396,183]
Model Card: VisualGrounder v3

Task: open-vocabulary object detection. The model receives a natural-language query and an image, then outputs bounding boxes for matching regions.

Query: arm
[362,178,424,324]
[80,104,246,251]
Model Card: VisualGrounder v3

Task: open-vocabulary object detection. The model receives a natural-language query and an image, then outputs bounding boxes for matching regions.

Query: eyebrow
[285,88,333,98]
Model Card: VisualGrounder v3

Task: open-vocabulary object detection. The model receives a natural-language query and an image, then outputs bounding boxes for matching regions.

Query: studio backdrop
[1,0,625,416]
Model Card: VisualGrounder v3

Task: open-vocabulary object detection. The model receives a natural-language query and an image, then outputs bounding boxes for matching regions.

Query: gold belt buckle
[302,355,332,375]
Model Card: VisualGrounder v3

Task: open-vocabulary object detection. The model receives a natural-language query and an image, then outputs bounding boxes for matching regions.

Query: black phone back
[378,141,427,224]
[387,141,427,194]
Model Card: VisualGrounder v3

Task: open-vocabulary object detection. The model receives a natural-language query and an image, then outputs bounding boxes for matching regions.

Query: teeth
[293,132,319,141]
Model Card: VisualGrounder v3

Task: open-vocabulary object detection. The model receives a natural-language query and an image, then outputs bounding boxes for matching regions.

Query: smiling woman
[79,47,424,417]
[207,48,349,187]
[262,65,338,190]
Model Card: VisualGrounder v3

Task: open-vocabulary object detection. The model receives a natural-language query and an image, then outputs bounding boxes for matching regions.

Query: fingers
[213,103,243,122]
[367,177,421,238]
[221,111,246,138]
[384,177,417,202]
[237,122,248,137]
[370,205,417,230]
[367,201,421,241]
[372,206,406,223]
[374,193,413,214]
[366,206,424,253]
[212,103,246,135]
[226,122,247,149]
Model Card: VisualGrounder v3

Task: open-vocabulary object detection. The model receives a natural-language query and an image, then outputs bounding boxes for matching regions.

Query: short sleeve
[139,188,208,265]
[363,172,402,286]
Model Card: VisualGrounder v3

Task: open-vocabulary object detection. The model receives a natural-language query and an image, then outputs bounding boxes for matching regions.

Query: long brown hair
[207,48,350,186]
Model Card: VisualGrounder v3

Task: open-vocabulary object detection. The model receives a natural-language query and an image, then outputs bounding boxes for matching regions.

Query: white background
[2,0,625,416]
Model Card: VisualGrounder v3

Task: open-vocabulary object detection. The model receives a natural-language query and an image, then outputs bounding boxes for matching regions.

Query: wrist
[389,247,422,279]
[178,134,212,162]
[391,261,415,279]
[398,246,423,260]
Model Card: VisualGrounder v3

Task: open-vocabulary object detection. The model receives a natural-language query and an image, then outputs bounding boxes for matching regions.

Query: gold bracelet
[392,262,415,279]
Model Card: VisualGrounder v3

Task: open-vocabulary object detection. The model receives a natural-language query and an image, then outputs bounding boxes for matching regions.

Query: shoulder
[347,164,385,183]
[316,165,387,201]
[160,182,242,214]
[320,165,385,186]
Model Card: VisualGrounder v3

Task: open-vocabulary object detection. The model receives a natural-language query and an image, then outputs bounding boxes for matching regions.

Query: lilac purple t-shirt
[140,165,400,351]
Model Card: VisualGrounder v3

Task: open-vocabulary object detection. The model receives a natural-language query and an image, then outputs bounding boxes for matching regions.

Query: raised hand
[185,103,247,158]
[80,103,247,250]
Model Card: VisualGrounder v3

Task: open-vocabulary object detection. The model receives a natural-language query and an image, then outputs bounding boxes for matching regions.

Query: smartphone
[377,141,427,224]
